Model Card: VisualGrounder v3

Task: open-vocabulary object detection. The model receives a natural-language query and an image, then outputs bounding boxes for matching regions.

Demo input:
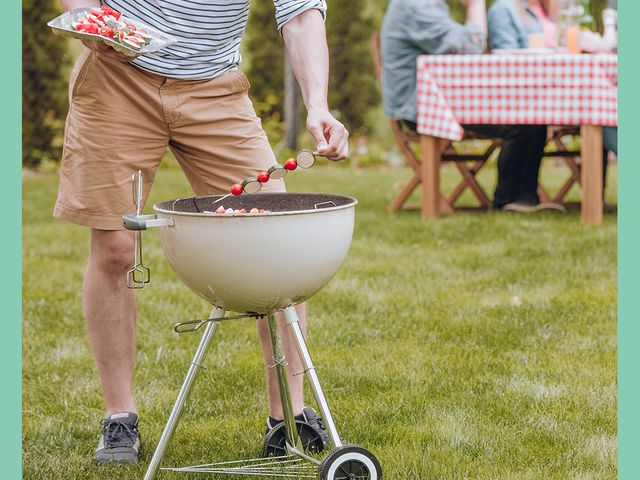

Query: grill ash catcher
[122,158,382,480]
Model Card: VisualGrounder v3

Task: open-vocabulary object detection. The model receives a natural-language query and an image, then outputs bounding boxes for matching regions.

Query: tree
[245,1,378,136]
[23,0,71,167]
[325,0,378,136]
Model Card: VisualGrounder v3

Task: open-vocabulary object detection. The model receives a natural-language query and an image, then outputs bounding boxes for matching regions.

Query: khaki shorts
[54,50,285,230]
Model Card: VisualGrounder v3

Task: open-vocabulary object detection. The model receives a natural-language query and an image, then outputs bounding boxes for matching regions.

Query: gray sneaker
[95,412,141,465]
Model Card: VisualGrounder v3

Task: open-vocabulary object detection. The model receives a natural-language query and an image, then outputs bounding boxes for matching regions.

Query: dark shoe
[300,406,328,446]
[95,412,141,465]
[263,406,328,456]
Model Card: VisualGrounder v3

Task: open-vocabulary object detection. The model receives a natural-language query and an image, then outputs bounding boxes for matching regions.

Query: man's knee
[503,125,547,141]
[89,229,135,276]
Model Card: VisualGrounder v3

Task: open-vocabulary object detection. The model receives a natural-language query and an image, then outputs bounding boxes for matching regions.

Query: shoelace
[101,420,138,448]
[313,416,325,432]
[306,415,327,442]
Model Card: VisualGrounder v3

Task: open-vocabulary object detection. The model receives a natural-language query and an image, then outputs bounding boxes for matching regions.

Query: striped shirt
[102,0,327,79]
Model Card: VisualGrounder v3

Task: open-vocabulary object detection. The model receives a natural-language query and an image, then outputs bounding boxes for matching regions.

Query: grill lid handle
[123,214,174,231]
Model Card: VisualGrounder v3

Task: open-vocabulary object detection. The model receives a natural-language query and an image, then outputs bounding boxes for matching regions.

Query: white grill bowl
[152,193,357,314]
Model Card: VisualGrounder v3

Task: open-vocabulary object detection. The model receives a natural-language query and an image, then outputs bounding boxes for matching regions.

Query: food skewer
[208,150,318,209]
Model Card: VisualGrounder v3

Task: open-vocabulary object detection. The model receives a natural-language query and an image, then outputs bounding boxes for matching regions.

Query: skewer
[207,150,319,209]
[210,192,231,206]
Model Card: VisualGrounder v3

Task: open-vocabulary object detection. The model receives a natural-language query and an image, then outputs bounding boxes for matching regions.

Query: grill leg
[267,313,302,451]
[282,306,343,449]
[144,306,225,480]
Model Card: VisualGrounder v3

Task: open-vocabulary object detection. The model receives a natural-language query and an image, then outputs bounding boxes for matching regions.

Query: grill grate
[158,193,355,214]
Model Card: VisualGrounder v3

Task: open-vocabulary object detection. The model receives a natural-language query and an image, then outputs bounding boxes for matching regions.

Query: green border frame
[0,0,22,478]
[619,1,639,479]
[3,0,637,479]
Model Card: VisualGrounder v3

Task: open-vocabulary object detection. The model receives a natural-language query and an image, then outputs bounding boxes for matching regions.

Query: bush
[22,0,71,167]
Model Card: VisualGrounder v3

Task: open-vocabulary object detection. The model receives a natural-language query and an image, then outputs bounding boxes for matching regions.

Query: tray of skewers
[48,5,176,56]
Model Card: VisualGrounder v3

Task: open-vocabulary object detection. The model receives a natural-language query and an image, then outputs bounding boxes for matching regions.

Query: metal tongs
[127,170,151,289]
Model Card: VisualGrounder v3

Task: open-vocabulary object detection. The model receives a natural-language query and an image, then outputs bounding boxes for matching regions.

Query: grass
[23,161,617,479]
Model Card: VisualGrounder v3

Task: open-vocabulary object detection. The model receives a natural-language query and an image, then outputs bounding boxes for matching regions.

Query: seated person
[381,0,557,212]
[488,0,557,50]
[488,0,617,187]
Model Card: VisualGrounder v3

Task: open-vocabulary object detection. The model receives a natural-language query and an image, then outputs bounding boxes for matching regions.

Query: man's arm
[464,0,487,35]
[281,9,349,161]
[409,0,487,55]
[60,0,137,62]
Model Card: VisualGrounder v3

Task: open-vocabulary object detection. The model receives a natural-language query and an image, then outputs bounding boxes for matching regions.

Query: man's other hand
[306,108,349,161]
[81,39,140,62]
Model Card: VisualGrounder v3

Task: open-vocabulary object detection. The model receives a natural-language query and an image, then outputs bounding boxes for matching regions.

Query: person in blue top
[488,0,555,50]
[382,0,560,212]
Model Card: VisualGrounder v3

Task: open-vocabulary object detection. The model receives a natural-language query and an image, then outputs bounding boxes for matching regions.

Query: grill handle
[123,214,174,231]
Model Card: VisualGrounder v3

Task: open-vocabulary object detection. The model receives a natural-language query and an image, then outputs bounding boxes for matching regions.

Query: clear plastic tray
[48,7,177,56]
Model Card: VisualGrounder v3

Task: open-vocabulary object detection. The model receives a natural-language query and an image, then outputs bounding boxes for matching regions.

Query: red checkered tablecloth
[416,53,618,141]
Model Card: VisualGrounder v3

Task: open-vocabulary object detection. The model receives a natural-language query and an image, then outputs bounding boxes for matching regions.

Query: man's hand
[81,39,140,63]
[307,108,349,161]
[62,0,139,62]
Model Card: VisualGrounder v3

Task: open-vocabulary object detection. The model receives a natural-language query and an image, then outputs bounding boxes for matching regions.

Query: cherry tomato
[230,183,243,196]
[257,171,270,183]
[284,158,297,170]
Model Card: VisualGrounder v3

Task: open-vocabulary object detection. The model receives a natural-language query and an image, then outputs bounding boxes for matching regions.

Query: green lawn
[23,162,617,479]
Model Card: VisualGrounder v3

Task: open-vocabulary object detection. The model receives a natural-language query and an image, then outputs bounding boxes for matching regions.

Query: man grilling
[56,0,348,465]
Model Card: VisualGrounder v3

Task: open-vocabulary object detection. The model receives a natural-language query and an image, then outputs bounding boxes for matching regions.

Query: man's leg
[517,125,547,204]
[168,71,311,425]
[602,126,618,192]
[54,49,169,465]
[84,229,137,417]
[257,304,307,419]
[466,124,546,208]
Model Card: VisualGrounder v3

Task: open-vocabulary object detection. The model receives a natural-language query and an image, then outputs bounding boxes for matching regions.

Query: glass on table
[528,33,547,49]
[556,0,581,52]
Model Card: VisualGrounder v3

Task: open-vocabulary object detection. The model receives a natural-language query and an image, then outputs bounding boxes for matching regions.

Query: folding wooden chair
[538,127,582,207]
[370,32,499,213]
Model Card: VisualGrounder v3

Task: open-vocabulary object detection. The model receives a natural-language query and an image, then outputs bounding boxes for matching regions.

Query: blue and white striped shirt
[102,0,327,79]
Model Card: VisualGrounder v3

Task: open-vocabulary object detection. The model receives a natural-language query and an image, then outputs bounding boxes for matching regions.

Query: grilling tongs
[126,170,151,288]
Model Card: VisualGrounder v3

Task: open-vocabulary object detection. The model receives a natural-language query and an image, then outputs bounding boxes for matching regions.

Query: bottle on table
[579,0,595,31]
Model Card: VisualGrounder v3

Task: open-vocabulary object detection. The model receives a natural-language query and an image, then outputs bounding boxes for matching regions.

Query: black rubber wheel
[318,445,382,480]
[262,420,326,458]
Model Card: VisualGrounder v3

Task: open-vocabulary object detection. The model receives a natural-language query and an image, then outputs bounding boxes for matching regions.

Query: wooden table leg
[580,125,603,225]
[420,134,443,218]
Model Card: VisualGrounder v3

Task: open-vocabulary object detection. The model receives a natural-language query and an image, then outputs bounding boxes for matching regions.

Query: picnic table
[416,53,618,224]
